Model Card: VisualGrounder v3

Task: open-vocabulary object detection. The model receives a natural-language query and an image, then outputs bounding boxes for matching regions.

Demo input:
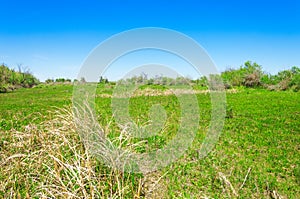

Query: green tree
[221,61,263,88]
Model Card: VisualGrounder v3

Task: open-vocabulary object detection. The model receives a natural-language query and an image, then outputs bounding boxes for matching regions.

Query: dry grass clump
[96,88,238,98]
[0,107,166,198]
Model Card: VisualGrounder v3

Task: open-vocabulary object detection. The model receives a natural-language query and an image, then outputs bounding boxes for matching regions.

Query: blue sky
[0,0,300,81]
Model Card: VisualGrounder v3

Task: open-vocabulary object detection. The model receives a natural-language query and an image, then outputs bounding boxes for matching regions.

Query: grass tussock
[0,107,167,198]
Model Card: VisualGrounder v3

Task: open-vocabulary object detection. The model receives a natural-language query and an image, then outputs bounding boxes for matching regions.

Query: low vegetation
[114,61,300,92]
[0,61,299,198]
[0,64,39,93]
[0,83,299,198]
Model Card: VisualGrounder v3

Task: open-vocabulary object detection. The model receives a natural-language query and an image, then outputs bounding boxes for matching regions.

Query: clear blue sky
[1,0,300,81]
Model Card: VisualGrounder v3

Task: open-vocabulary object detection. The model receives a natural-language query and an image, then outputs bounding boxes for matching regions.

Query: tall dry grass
[0,107,166,198]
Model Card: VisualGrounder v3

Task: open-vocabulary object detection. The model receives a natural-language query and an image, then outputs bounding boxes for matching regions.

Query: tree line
[1,61,300,93]
[120,61,300,92]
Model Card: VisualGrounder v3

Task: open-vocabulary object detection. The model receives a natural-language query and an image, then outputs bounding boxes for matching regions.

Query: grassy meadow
[0,84,299,198]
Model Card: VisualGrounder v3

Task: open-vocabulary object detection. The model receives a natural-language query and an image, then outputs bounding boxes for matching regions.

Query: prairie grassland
[0,84,299,198]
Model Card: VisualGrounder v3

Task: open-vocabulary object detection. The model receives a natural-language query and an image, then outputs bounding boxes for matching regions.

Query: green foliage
[221,68,243,87]
[214,61,300,92]
[263,66,300,91]
[261,74,278,85]
[195,76,208,87]
[220,61,263,88]
[99,76,109,84]
[290,75,300,91]
[54,78,71,83]
[45,78,54,83]
[55,78,66,82]
[0,64,39,92]
[118,74,192,86]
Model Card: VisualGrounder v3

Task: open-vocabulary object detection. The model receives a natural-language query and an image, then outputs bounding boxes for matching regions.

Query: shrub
[208,74,225,91]
[289,72,300,92]
[196,76,208,87]
[45,79,54,84]
[55,78,66,83]
[221,61,263,87]
[278,79,290,91]
[243,71,261,87]
[0,64,39,92]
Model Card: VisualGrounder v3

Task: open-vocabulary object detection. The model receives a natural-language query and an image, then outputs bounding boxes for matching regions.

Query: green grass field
[0,84,299,198]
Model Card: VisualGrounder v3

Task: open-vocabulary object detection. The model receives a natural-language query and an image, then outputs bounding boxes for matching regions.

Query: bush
[221,61,263,87]
[45,79,54,84]
[208,74,225,91]
[55,78,66,83]
[243,71,261,87]
[0,64,39,92]
[278,79,290,91]
[289,73,300,92]
[221,68,244,86]
[220,63,300,91]
[196,76,208,87]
